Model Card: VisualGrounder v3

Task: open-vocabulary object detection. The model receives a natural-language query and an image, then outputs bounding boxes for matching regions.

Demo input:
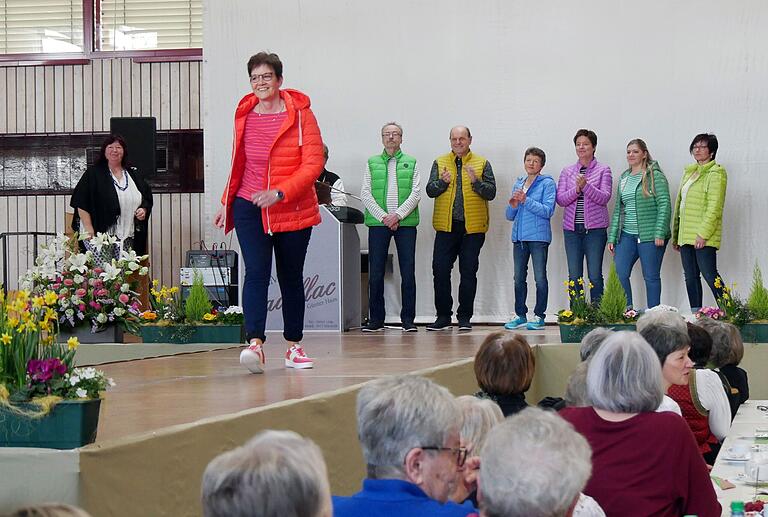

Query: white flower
[96,313,108,324]
[224,306,243,315]
[120,283,130,293]
[75,388,88,398]
[69,375,80,386]
[120,249,140,263]
[113,307,125,317]
[73,274,85,284]
[108,378,116,387]
[139,267,148,275]
[91,233,118,249]
[65,308,74,317]
[82,368,97,380]
[127,261,140,271]
[100,262,122,282]
[69,253,89,274]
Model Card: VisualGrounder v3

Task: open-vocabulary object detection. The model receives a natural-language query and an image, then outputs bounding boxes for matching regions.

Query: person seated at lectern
[214,51,323,373]
[70,134,153,255]
[473,332,535,417]
[361,122,421,332]
[333,375,475,517]
[202,430,332,517]
[316,144,347,206]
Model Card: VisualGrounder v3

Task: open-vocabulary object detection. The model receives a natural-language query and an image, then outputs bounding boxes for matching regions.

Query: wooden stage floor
[94,324,560,442]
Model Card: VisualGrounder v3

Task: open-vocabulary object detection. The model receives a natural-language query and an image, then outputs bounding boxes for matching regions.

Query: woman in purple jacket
[556,129,613,303]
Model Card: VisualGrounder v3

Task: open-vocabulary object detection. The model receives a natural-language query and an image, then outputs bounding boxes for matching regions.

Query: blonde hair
[627,138,658,197]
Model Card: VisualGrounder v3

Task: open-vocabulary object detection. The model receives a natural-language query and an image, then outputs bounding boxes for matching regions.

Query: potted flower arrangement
[0,289,115,449]
[557,263,639,343]
[138,274,244,344]
[20,233,148,343]
[696,268,768,342]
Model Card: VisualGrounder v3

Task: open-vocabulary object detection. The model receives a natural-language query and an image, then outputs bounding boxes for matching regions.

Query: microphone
[315,180,363,201]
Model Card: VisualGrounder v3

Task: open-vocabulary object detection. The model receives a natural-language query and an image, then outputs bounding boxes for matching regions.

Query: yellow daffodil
[578,278,584,286]
[169,287,179,294]
[569,290,576,296]
[21,320,37,333]
[20,311,32,322]
[714,277,722,289]
[10,299,26,313]
[723,293,730,300]
[569,280,575,287]
[32,296,45,309]
[152,279,159,287]
[563,280,569,287]
[15,290,30,303]
[588,282,594,289]
[561,310,573,318]
[44,290,58,306]
[579,289,584,295]
[1,333,11,345]
[67,336,79,350]
[203,313,216,321]
[7,317,19,328]
[44,307,57,323]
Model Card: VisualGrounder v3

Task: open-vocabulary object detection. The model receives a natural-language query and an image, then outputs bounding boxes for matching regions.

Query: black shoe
[457,320,472,331]
[362,322,384,332]
[402,323,418,332]
[426,318,452,331]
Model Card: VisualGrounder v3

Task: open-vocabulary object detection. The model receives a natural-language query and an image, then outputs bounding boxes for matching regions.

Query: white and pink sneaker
[239,342,265,374]
[285,343,314,369]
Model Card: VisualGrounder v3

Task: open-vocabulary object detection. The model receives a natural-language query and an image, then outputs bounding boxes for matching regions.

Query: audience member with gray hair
[714,320,750,409]
[564,327,614,407]
[560,332,720,516]
[450,396,503,505]
[201,430,331,517]
[333,374,475,517]
[478,407,595,517]
[5,505,92,517]
[579,327,612,361]
[641,314,731,464]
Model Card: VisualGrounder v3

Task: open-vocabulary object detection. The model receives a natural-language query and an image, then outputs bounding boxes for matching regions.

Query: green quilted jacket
[608,163,672,244]
[671,160,727,249]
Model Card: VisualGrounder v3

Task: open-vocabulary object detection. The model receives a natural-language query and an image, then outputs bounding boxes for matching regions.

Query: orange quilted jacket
[220,88,323,234]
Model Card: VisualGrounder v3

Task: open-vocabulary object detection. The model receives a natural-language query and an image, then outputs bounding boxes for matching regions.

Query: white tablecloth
[711,400,768,516]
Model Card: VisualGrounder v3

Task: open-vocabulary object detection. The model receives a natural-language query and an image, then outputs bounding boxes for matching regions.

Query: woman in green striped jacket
[672,133,727,312]
[607,139,671,309]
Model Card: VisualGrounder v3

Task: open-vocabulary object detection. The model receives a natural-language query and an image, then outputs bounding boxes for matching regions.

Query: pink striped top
[236,110,288,201]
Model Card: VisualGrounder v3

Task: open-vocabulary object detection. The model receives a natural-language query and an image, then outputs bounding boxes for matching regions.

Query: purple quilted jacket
[556,158,613,230]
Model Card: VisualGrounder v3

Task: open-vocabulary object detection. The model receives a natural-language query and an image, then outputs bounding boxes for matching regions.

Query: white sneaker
[239,343,265,374]
[285,343,314,369]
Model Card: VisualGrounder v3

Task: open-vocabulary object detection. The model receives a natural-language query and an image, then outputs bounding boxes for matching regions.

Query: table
[711,400,768,516]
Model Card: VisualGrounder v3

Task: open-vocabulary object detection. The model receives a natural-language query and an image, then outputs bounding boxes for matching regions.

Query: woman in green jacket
[671,133,727,311]
[608,139,671,308]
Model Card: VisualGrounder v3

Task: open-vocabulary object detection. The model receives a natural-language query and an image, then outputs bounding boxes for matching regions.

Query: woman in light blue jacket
[504,147,557,330]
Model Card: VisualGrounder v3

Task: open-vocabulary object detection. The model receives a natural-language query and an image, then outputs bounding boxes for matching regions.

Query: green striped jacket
[608,162,672,244]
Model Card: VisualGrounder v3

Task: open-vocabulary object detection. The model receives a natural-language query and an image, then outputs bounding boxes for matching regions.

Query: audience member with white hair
[565,327,613,407]
[333,374,475,517]
[560,332,720,516]
[639,311,730,464]
[201,430,332,517]
[477,407,595,517]
[451,396,504,505]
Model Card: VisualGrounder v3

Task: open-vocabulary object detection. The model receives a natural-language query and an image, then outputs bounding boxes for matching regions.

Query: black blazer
[70,163,153,255]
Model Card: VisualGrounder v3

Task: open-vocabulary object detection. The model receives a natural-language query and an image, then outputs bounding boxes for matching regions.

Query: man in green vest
[361,122,421,332]
[426,126,496,331]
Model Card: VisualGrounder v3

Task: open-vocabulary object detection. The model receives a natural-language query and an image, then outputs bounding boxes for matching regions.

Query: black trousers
[432,221,485,320]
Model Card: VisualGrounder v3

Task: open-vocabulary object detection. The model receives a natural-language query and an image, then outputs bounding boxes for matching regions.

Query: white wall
[204,0,768,322]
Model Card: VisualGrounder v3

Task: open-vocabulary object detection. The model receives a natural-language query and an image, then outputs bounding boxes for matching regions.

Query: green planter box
[739,323,768,343]
[559,323,637,343]
[139,324,244,344]
[0,398,101,449]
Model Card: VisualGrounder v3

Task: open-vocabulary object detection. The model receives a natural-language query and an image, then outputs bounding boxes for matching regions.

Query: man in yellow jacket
[426,126,496,331]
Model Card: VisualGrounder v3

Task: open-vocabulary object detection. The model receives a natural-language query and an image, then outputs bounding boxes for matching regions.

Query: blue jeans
[563,224,607,303]
[233,197,312,343]
[432,221,486,321]
[613,232,667,308]
[368,226,417,325]
[513,241,549,319]
[680,244,725,311]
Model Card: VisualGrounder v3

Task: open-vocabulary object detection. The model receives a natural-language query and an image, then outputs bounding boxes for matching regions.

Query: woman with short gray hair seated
[560,332,720,516]
[201,430,331,517]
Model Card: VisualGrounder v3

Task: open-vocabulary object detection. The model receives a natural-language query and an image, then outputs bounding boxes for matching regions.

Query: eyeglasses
[757,405,768,412]
[250,73,275,83]
[419,446,468,467]
[382,132,402,138]
[691,144,710,151]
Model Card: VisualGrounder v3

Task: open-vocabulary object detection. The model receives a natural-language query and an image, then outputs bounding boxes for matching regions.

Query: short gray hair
[696,317,733,367]
[456,395,503,455]
[480,407,591,517]
[381,121,403,135]
[586,331,664,413]
[579,327,613,361]
[201,430,330,517]
[356,375,461,479]
[6,505,92,517]
[636,310,690,365]
[564,361,590,407]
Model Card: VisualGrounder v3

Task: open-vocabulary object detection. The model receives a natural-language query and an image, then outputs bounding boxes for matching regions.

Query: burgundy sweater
[559,407,720,517]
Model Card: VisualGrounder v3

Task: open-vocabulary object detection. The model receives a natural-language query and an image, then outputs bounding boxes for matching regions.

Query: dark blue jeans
[432,221,486,321]
[368,225,417,325]
[233,197,312,343]
[513,241,549,319]
[613,232,668,309]
[680,244,725,311]
[563,224,607,303]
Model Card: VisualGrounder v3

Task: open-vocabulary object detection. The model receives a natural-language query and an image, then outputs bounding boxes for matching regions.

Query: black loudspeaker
[110,117,157,176]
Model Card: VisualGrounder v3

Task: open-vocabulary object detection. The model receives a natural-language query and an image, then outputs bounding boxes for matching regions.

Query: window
[0,0,201,59]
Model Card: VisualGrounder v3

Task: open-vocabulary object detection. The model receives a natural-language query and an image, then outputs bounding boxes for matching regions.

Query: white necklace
[110,169,128,191]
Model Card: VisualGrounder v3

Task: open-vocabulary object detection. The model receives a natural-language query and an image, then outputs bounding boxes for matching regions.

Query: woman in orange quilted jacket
[214,52,324,373]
